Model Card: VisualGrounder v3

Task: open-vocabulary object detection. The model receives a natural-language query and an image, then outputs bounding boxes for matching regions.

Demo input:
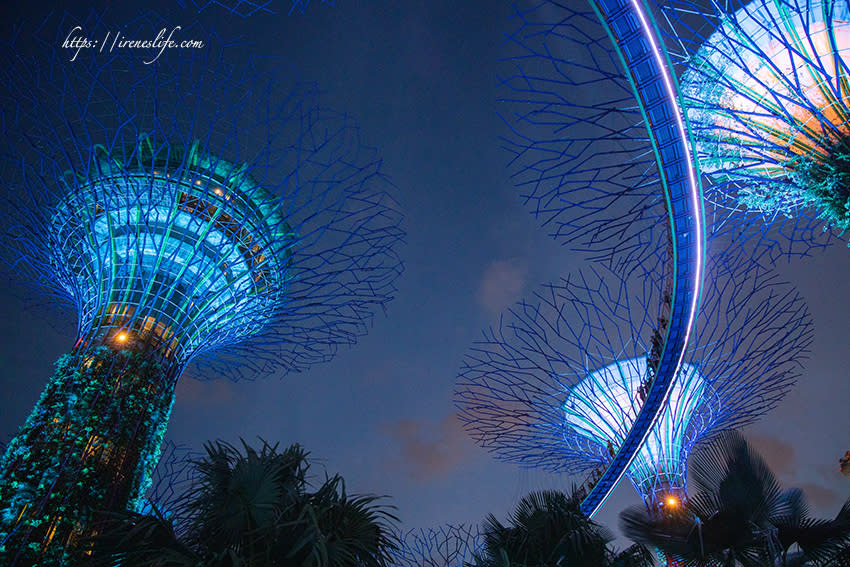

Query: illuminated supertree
[499,0,834,267]
[0,12,402,564]
[390,525,483,567]
[666,0,850,240]
[455,248,812,514]
[500,0,714,518]
[496,0,831,519]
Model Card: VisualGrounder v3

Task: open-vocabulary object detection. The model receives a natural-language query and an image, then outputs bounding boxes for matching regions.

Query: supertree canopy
[499,0,835,266]
[672,0,850,235]
[0,11,402,564]
[501,0,714,518]
[455,248,812,512]
[563,359,713,503]
[51,139,295,367]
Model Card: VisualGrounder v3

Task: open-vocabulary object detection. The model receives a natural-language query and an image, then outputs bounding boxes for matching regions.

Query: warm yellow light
[115,332,128,343]
[666,496,679,507]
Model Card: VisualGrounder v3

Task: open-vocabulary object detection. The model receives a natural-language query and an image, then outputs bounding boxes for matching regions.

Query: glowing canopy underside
[564,357,714,501]
[0,10,404,380]
[681,0,850,219]
[53,141,293,365]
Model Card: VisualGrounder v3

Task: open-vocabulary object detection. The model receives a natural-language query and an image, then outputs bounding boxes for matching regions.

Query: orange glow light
[115,332,128,343]
[666,496,679,507]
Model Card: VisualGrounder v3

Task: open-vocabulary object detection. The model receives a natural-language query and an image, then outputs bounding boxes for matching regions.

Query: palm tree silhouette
[620,431,850,567]
[85,439,398,567]
[472,489,653,567]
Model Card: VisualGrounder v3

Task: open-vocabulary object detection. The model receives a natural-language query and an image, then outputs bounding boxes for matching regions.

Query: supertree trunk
[0,347,176,564]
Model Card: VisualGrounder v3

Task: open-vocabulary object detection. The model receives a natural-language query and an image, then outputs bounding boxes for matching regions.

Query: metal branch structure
[286,0,335,14]
[501,0,709,518]
[0,11,402,564]
[390,525,484,567]
[499,0,832,267]
[177,0,334,17]
[456,247,812,513]
[663,0,850,244]
[140,441,200,522]
[500,1,666,265]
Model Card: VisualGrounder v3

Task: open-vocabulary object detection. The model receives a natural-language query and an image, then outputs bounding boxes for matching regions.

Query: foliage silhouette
[86,439,398,567]
[620,431,850,567]
[473,489,654,567]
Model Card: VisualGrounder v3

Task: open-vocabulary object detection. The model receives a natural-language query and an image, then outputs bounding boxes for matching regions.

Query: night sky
[1,0,849,547]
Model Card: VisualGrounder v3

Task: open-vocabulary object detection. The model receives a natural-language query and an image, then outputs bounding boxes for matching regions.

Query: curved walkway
[580,0,706,517]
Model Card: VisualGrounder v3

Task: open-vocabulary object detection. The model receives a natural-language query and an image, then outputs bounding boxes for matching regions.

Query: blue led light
[0,12,403,563]
[564,357,714,502]
[676,0,850,236]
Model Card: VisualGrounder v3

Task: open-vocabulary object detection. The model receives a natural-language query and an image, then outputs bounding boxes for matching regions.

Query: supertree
[498,0,834,267]
[0,11,402,564]
[663,0,850,241]
[500,0,714,518]
[455,246,812,514]
[390,525,483,567]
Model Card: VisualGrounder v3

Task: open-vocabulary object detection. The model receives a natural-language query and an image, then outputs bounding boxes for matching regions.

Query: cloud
[176,377,235,405]
[748,432,797,476]
[382,414,472,481]
[476,259,527,315]
[797,482,845,513]
[743,434,844,515]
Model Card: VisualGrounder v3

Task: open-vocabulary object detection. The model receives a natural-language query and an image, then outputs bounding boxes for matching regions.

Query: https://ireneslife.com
[62,26,205,64]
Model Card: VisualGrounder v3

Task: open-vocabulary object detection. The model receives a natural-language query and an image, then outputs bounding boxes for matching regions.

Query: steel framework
[0,11,402,564]
[499,0,832,266]
[390,525,484,567]
[456,247,812,512]
[177,0,335,17]
[663,0,849,246]
[500,0,709,517]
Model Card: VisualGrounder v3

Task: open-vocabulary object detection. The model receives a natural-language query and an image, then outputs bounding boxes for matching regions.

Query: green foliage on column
[0,346,176,565]
[790,136,850,232]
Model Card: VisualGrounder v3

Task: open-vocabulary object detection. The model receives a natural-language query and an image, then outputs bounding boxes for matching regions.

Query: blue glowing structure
[663,0,849,243]
[178,0,333,17]
[50,140,296,369]
[501,0,707,518]
[500,0,831,266]
[390,525,483,567]
[455,249,812,512]
[141,441,199,522]
[0,12,401,563]
[563,358,711,502]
